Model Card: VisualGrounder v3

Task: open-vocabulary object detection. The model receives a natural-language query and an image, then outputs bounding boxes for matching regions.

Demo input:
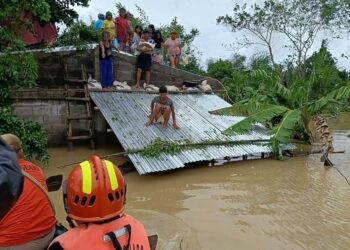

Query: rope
[56,150,141,169]
[331,164,350,186]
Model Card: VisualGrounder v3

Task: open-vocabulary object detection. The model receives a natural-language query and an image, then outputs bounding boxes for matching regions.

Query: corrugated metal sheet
[90,92,273,174]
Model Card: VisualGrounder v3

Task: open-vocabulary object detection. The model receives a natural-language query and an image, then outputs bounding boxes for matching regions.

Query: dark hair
[159,86,167,93]
[142,29,150,35]
[135,25,143,36]
[148,24,155,34]
[126,12,133,18]
[120,8,126,12]
[154,30,162,39]
[101,31,110,39]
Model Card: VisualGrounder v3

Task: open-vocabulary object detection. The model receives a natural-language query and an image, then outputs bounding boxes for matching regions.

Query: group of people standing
[94,8,183,89]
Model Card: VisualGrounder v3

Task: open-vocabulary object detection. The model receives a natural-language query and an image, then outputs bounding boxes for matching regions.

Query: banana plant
[214,69,350,158]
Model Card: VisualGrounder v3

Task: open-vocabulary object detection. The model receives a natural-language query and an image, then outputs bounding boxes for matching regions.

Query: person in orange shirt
[0,134,56,250]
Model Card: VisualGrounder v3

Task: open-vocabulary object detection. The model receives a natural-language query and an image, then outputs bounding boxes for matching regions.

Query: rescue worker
[0,137,23,221]
[0,134,56,250]
[48,155,150,250]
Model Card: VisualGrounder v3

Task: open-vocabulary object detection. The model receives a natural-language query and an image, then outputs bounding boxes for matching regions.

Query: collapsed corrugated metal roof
[90,92,272,174]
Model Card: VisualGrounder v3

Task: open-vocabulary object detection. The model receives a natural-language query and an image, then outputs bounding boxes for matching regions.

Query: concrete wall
[32,47,222,90]
[33,49,95,87]
[112,52,218,88]
[12,100,107,146]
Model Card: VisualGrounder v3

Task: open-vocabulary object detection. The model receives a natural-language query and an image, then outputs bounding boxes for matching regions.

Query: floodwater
[44,114,350,250]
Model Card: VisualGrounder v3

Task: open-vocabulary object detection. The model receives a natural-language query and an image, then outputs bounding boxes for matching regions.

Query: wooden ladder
[64,64,95,150]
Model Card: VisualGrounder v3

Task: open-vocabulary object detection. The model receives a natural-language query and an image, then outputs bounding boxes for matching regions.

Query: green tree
[0,0,91,162]
[55,21,100,48]
[46,0,90,25]
[207,54,274,102]
[218,0,350,70]
[303,40,347,99]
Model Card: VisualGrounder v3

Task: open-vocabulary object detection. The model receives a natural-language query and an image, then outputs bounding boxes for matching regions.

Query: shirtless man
[146,86,179,129]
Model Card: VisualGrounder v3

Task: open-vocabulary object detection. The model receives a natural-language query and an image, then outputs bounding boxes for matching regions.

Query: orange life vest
[48,214,150,250]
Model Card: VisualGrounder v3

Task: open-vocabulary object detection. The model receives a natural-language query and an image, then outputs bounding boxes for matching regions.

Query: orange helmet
[63,155,126,223]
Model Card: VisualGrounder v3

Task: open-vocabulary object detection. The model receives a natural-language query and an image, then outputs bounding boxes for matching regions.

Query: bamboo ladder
[64,63,95,150]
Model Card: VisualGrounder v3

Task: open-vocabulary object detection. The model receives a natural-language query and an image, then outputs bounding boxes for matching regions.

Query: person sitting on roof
[146,86,179,129]
[48,155,150,250]
[0,134,56,250]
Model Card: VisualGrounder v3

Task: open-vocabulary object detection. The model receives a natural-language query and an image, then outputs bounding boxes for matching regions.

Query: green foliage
[140,137,270,158]
[224,106,289,135]
[0,51,38,106]
[304,40,348,99]
[0,0,89,162]
[55,21,100,48]
[0,1,51,23]
[270,110,301,143]
[140,138,184,157]
[308,85,350,114]
[207,54,274,102]
[46,0,90,25]
[210,42,350,158]
[218,0,350,68]
[0,107,49,164]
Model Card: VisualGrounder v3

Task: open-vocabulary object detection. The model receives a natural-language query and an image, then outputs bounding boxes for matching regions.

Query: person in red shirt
[0,134,56,250]
[115,8,129,50]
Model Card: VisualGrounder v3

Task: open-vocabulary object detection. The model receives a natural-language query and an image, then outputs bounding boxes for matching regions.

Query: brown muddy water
[44,114,350,250]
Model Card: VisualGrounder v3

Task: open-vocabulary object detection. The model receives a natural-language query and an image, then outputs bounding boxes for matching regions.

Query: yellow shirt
[102,20,115,39]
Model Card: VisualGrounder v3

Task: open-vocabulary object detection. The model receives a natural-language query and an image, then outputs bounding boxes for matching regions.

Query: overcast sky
[76,0,349,70]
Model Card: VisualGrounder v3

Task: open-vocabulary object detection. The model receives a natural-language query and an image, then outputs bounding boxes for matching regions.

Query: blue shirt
[93,19,103,31]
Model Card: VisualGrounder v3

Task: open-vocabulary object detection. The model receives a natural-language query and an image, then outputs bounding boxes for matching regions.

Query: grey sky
[76,0,349,70]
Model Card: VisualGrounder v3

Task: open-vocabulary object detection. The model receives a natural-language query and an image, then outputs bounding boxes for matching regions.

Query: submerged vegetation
[140,137,270,158]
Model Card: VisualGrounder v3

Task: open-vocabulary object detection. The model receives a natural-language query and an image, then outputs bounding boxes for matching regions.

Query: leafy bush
[0,107,49,164]
[55,21,100,48]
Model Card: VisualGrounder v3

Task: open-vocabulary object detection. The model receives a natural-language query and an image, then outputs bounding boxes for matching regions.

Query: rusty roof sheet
[90,92,272,174]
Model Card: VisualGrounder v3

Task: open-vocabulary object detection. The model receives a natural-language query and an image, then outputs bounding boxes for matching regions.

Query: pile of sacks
[144,84,181,93]
[87,75,102,89]
[182,80,212,93]
[113,81,132,91]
